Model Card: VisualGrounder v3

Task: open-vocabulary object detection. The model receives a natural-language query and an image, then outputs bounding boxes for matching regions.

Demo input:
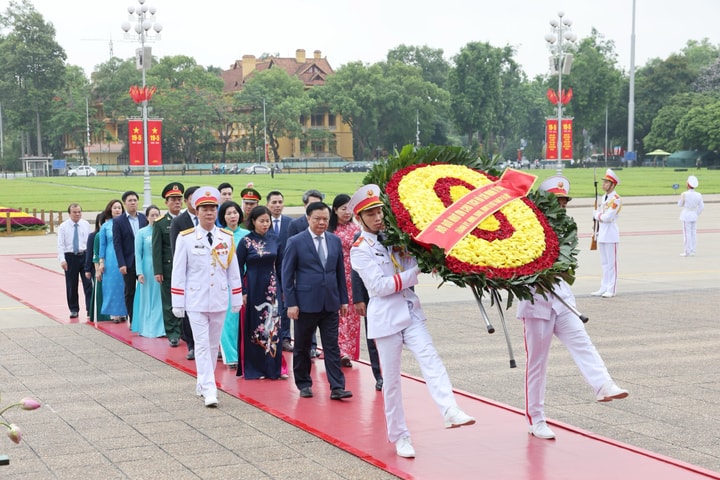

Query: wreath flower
[364,145,578,305]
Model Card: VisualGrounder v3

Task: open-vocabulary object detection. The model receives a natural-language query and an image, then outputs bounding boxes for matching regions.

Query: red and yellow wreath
[364,145,578,303]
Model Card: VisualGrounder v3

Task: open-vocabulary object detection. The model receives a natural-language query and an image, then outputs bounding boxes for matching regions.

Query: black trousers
[365,316,382,382]
[123,263,137,322]
[293,310,344,391]
[64,252,92,314]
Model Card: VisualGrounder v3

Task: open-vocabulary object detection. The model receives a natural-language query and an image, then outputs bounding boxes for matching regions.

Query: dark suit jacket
[152,212,174,277]
[269,214,293,252]
[282,230,348,314]
[170,210,195,255]
[113,212,148,269]
[287,215,309,238]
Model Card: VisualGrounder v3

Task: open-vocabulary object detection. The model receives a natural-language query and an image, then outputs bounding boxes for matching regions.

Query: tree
[447,42,521,153]
[643,92,713,152]
[561,29,623,158]
[148,56,224,164]
[675,100,720,151]
[386,44,450,88]
[633,54,696,150]
[235,68,314,161]
[0,0,67,158]
[46,65,93,161]
[314,61,385,160]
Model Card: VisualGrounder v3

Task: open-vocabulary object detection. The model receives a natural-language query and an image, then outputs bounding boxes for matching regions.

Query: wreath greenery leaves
[363,145,579,307]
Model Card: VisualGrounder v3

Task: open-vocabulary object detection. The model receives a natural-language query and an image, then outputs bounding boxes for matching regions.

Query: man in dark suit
[266,190,294,351]
[153,182,184,348]
[282,202,352,401]
[287,188,325,357]
[170,185,199,357]
[113,191,148,323]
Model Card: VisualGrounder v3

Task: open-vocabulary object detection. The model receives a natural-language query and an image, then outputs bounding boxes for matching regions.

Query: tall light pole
[627,0,637,164]
[545,11,577,174]
[121,0,162,208]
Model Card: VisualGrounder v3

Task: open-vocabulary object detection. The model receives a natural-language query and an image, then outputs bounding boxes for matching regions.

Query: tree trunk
[36,110,43,156]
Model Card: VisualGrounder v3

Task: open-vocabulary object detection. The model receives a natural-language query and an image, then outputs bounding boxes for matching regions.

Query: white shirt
[57,218,91,262]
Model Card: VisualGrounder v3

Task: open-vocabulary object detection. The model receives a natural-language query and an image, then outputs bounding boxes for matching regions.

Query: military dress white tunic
[678,188,704,256]
[350,231,459,443]
[593,190,622,295]
[172,226,243,400]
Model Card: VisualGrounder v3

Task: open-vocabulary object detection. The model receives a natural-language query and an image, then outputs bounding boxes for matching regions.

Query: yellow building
[221,49,353,161]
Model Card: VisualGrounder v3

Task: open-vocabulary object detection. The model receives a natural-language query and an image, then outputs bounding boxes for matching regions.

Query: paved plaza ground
[0,194,718,478]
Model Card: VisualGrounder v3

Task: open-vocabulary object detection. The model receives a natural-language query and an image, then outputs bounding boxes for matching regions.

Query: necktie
[207,231,213,245]
[193,215,198,226]
[377,232,386,243]
[72,223,79,254]
[273,219,280,235]
[315,236,326,268]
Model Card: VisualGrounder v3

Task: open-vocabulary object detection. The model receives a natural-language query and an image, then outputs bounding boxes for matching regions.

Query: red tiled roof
[222,51,334,93]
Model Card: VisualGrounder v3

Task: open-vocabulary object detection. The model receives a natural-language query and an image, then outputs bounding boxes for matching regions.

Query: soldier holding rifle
[592,169,622,298]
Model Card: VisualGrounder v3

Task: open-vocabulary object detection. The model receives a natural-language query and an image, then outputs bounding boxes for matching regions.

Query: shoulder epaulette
[180,227,194,236]
[352,236,365,247]
[219,227,232,235]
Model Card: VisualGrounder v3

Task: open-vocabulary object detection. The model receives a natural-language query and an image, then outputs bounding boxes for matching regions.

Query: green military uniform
[153,182,184,343]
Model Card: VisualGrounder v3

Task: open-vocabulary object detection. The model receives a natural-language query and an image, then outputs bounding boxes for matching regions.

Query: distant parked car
[342,162,372,172]
[244,164,272,174]
[67,165,97,176]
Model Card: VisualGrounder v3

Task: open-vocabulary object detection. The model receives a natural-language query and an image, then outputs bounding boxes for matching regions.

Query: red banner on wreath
[414,169,537,253]
[128,119,163,166]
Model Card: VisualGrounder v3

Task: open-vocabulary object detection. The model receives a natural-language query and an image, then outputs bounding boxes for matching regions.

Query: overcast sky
[8,0,719,79]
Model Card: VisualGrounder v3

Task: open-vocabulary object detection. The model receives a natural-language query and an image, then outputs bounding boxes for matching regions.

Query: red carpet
[2,252,719,479]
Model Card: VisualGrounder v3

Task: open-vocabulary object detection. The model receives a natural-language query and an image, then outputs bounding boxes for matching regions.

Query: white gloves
[172,308,185,318]
[231,306,241,313]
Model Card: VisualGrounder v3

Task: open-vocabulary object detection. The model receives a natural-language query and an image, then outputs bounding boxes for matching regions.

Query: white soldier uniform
[520,175,627,440]
[349,184,473,456]
[518,282,615,426]
[678,175,704,256]
[172,188,243,406]
[593,169,622,296]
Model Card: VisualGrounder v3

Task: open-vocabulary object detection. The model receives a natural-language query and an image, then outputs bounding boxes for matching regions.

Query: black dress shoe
[341,356,353,368]
[330,388,353,400]
[69,311,79,318]
[186,349,195,360]
[375,379,384,391]
[169,338,179,347]
[310,348,321,358]
[299,387,313,398]
[282,339,293,352]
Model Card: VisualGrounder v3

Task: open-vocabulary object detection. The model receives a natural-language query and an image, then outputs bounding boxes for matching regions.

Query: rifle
[590,167,598,250]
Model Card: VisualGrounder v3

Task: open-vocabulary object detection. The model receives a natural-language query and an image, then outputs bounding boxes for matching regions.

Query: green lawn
[2,167,717,212]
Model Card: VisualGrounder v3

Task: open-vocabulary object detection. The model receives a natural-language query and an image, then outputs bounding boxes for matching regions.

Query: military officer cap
[192,186,221,208]
[349,184,384,215]
[539,175,571,202]
[240,187,261,203]
[603,168,620,185]
[687,175,699,189]
[161,182,184,199]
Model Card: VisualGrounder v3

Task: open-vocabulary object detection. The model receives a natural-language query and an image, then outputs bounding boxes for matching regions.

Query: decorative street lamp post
[121,0,162,208]
[545,11,576,174]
